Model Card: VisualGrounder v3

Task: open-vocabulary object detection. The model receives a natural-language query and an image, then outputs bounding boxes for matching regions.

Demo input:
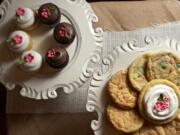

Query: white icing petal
[144,84,178,121]
[16,8,35,29]
[8,31,30,53]
[20,50,42,72]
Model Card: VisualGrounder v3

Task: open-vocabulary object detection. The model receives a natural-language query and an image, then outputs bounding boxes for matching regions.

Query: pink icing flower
[13,35,22,45]
[59,27,66,37]
[24,53,34,63]
[154,95,169,112]
[59,26,66,37]
[59,30,65,37]
[47,49,56,58]
[154,102,163,112]
[16,8,25,16]
[41,8,51,18]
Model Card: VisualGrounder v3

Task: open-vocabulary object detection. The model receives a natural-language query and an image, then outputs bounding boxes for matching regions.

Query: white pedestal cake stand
[0,0,103,100]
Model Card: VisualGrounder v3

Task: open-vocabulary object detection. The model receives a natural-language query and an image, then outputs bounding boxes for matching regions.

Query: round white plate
[0,0,103,100]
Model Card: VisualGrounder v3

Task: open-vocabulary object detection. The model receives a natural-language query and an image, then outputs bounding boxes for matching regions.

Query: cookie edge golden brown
[107,104,144,133]
[128,53,152,92]
[108,69,138,109]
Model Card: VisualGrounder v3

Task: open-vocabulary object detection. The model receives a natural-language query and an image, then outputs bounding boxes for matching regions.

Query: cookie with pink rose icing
[15,7,38,30]
[18,50,42,72]
[138,79,180,125]
[38,3,61,26]
[45,46,69,69]
[54,22,75,45]
[6,30,32,53]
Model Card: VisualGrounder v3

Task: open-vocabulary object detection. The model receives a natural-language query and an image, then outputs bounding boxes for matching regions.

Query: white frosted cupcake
[15,7,38,30]
[18,50,42,72]
[6,30,32,53]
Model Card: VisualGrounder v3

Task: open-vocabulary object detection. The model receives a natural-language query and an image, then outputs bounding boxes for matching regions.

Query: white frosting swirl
[144,84,178,121]
[16,8,35,29]
[8,31,30,53]
[19,50,42,72]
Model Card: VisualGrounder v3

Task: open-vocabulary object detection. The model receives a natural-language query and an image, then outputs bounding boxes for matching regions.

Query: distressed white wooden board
[86,36,180,135]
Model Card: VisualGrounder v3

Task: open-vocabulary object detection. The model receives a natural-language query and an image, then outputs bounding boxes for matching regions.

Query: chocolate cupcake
[54,22,75,45]
[45,46,69,69]
[38,3,61,26]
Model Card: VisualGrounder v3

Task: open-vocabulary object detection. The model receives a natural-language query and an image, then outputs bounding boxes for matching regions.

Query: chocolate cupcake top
[45,46,69,69]
[54,22,75,45]
[38,3,61,25]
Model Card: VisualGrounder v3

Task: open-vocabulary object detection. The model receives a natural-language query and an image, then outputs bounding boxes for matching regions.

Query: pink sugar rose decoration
[48,49,56,58]
[59,26,67,37]
[59,26,71,39]
[16,8,25,16]
[154,94,170,112]
[41,8,51,18]
[13,35,23,45]
[24,53,34,63]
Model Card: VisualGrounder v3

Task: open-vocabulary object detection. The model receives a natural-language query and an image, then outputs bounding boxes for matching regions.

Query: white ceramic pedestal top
[0,0,103,100]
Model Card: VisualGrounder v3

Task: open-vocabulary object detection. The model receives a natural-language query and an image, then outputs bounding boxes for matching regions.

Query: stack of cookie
[107,52,180,134]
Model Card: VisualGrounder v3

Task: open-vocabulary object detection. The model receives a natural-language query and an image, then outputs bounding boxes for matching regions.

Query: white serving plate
[86,36,180,135]
[0,0,103,99]
[8,8,80,75]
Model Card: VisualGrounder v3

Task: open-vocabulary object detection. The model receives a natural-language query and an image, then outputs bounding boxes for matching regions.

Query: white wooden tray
[86,35,180,135]
[0,0,103,99]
